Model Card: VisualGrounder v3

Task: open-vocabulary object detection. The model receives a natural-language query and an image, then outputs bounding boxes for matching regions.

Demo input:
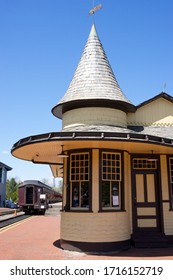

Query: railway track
[0,214,32,229]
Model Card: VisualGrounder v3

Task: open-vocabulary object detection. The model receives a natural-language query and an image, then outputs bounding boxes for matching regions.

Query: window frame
[66,149,92,212]
[99,150,125,212]
[168,156,173,210]
[132,158,157,170]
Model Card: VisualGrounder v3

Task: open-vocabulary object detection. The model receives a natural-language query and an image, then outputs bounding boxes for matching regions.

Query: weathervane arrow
[89,3,102,15]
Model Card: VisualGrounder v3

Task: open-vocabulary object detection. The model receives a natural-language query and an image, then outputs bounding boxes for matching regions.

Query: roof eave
[11,130,173,155]
[52,99,136,119]
[137,91,173,109]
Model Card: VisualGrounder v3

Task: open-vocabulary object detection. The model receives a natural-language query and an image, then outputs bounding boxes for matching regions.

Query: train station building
[12,23,173,251]
[0,162,12,207]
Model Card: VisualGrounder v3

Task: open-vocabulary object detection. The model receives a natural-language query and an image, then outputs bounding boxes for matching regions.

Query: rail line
[0,214,32,230]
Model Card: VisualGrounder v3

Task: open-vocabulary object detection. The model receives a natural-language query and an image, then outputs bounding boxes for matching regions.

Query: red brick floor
[1,215,173,260]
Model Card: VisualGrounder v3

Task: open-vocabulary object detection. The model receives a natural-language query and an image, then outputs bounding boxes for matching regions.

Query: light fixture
[57,145,69,158]
[147,150,158,162]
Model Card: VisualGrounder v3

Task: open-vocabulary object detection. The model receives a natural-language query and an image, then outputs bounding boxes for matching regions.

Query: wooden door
[132,170,161,232]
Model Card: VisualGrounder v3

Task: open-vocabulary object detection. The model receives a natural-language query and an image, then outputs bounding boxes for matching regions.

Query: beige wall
[160,155,169,201]
[61,212,130,242]
[163,203,173,235]
[128,98,173,126]
[92,149,99,213]
[60,149,131,243]
[124,152,133,233]
[60,151,173,245]
[160,155,173,235]
[62,158,67,209]
[62,107,127,129]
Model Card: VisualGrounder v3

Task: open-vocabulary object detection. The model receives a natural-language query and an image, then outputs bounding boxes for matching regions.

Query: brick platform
[0,215,173,260]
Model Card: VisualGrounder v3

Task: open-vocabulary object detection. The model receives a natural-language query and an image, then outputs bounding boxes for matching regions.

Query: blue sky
[0,0,173,184]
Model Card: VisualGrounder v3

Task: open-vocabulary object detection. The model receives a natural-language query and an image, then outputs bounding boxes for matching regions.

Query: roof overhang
[0,162,12,171]
[52,99,136,119]
[11,131,173,177]
[137,92,173,109]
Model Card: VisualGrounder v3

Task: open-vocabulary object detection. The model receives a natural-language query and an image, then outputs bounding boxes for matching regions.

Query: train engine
[18,180,62,215]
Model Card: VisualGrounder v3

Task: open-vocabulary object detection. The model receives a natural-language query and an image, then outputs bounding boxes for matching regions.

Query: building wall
[0,167,7,207]
[160,155,173,235]
[124,152,133,234]
[60,149,131,245]
[61,211,130,242]
[62,107,127,129]
[128,98,173,126]
[60,148,173,248]
[92,149,99,213]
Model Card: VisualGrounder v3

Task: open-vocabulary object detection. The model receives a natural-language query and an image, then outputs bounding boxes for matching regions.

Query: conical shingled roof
[52,24,135,119]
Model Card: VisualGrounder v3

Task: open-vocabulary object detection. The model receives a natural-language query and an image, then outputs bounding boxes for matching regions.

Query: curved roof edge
[11,130,173,155]
[19,180,53,190]
[52,99,136,119]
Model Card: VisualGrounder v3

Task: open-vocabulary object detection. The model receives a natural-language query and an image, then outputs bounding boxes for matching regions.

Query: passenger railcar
[18,180,62,214]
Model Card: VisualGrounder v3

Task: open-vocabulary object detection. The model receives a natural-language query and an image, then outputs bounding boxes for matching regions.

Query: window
[70,152,90,209]
[133,158,157,169]
[169,157,173,207]
[101,152,122,210]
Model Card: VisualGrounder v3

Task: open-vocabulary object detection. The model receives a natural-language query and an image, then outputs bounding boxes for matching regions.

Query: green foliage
[53,186,62,194]
[6,178,19,202]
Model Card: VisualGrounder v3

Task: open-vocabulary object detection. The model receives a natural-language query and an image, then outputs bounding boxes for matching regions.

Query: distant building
[12,24,173,251]
[0,162,12,207]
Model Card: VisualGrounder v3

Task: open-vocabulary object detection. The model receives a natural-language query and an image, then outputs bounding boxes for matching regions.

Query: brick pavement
[0,215,173,260]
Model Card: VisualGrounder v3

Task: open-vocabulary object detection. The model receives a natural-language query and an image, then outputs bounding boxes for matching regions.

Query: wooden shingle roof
[52,24,135,119]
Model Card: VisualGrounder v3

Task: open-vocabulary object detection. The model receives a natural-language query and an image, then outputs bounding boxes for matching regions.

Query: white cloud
[1,150,10,155]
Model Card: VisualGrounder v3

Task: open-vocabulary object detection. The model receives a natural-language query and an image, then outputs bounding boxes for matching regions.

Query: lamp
[57,145,69,158]
[147,150,158,162]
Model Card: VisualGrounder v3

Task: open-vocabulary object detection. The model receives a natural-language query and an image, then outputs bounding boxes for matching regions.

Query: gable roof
[0,162,12,171]
[52,24,135,119]
[137,92,173,109]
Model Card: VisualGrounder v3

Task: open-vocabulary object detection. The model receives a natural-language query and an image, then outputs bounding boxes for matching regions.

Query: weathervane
[89,0,102,16]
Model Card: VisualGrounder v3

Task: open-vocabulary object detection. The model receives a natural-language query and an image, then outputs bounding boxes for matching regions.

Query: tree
[6,178,19,202]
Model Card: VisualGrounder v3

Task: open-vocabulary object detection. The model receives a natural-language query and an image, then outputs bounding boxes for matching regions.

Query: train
[18,180,62,215]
